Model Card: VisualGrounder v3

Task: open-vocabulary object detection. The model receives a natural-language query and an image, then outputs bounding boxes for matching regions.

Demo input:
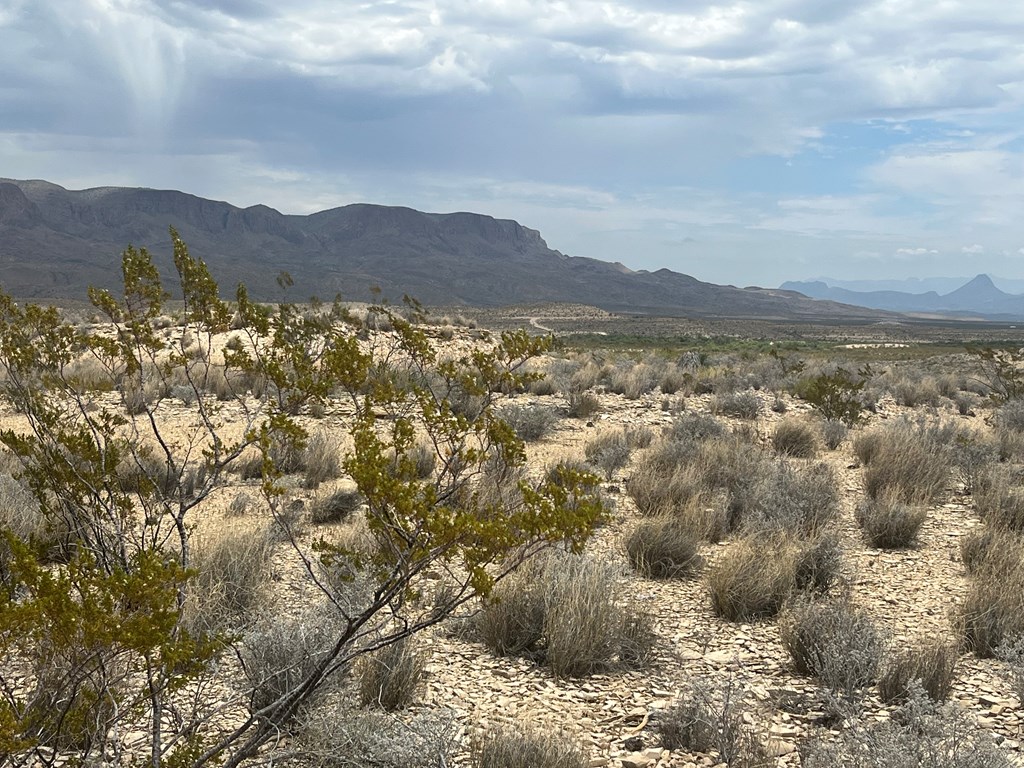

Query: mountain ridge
[0,178,890,320]
[780,274,1024,318]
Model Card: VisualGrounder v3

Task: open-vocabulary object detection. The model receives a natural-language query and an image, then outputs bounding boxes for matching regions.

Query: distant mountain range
[781,275,1024,319]
[0,178,890,321]
[802,276,1024,295]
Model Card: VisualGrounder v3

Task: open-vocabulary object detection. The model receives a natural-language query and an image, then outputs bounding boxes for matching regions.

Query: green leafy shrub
[797,367,870,426]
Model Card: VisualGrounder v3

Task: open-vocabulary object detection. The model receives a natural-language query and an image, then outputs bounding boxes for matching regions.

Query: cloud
[962,244,985,254]
[5,0,1024,284]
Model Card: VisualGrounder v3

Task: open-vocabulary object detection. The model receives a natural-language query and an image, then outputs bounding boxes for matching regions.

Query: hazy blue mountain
[0,178,892,321]
[809,276,1024,295]
[781,274,1024,318]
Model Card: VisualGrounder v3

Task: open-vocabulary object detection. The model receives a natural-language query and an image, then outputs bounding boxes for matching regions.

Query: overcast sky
[3,0,1024,287]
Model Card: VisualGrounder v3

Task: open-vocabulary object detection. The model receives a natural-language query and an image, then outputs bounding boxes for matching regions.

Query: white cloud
[962,244,986,254]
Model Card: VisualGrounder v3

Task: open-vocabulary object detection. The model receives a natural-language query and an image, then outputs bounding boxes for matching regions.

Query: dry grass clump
[498,403,559,441]
[707,531,843,622]
[711,391,761,420]
[779,596,886,696]
[182,523,276,637]
[861,419,952,504]
[310,488,364,524]
[957,564,1024,658]
[241,609,338,722]
[299,707,458,768]
[959,526,1024,576]
[303,430,342,489]
[0,472,53,580]
[772,418,819,458]
[973,465,1024,532]
[706,538,791,621]
[656,676,768,767]
[855,493,928,549]
[821,419,848,450]
[949,432,999,493]
[472,724,588,768]
[625,516,702,578]
[566,390,601,418]
[476,553,652,677]
[877,640,958,702]
[357,637,425,711]
[889,374,942,408]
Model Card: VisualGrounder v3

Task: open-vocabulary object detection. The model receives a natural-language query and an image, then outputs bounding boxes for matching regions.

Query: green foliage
[967,345,1024,402]
[0,231,605,767]
[797,367,871,426]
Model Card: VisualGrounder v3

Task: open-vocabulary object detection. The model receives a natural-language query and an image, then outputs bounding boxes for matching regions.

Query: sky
[3,0,1024,287]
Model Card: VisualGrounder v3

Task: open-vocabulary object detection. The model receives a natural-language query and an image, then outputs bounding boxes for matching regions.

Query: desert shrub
[304,430,342,489]
[959,526,1024,576]
[666,412,726,443]
[772,418,819,458]
[954,392,974,415]
[357,637,425,711]
[617,611,658,668]
[891,375,941,408]
[995,636,1024,704]
[707,537,794,620]
[821,419,848,450]
[800,689,1010,767]
[310,488,364,525]
[584,429,631,480]
[878,640,957,702]
[792,529,844,595]
[472,724,587,768]
[797,367,868,426]
[227,491,255,517]
[852,429,884,466]
[712,391,760,420]
[182,523,275,637]
[475,565,546,657]
[240,431,308,479]
[973,466,1024,532]
[566,390,600,418]
[626,448,704,517]
[742,461,839,536]
[497,404,559,442]
[626,516,702,578]
[657,676,767,767]
[476,553,647,676]
[855,494,927,549]
[299,707,458,768]
[862,420,951,504]
[241,609,339,722]
[995,397,1024,431]
[957,565,1024,657]
[779,597,886,696]
[950,432,999,493]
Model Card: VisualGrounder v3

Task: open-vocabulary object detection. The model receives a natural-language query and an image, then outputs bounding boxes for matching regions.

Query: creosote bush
[0,232,605,767]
